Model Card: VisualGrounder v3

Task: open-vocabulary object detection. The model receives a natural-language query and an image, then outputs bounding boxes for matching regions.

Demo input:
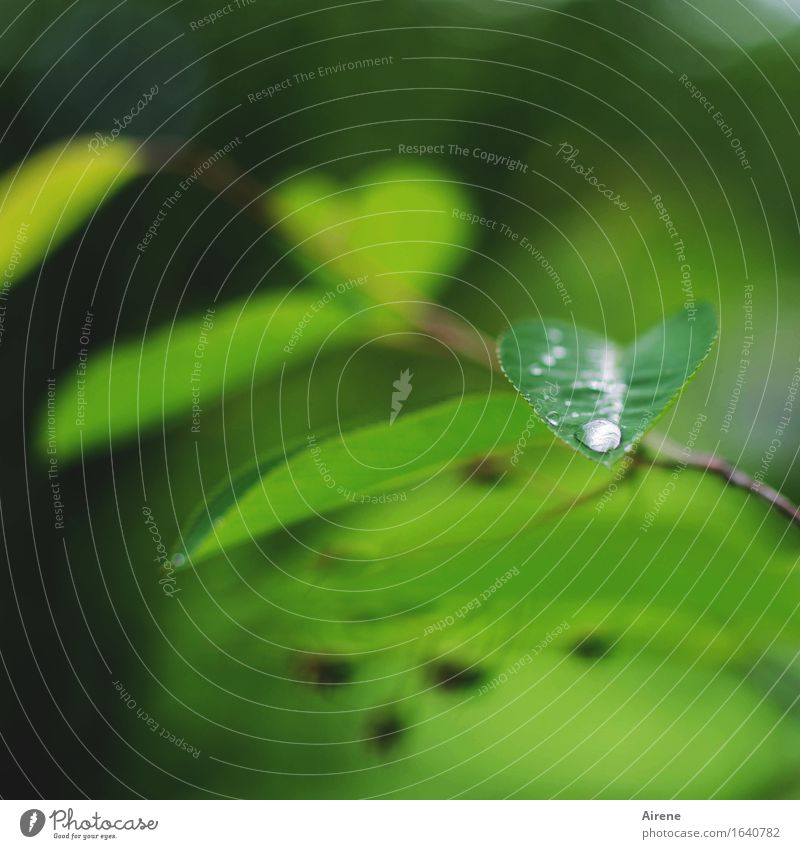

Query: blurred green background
[2,0,799,799]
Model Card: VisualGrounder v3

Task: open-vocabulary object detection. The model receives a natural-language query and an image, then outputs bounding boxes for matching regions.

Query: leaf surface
[42,290,399,461]
[269,162,472,302]
[179,392,554,564]
[142,462,800,799]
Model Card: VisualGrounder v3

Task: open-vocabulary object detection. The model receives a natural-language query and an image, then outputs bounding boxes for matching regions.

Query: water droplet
[547,328,563,342]
[542,354,556,367]
[552,345,567,358]
[576,419,621,453]
[545,411,561,426]
[171,553,186,567]
[528,365,543,375]
[571,380,605,392]
[570,411,580,418]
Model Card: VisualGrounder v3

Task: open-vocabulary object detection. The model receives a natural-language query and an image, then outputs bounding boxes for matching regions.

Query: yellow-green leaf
[269,162,473,302]
[1,137,144,287]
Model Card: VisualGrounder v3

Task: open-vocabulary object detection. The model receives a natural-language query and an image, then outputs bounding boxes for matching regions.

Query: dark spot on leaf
[314,547,343,567]
[369,714,405,752]
[430,661,483,691]
[463,455,505,484]
[350,612,381,623]
[300,658,352,687]
[571,634,613,660]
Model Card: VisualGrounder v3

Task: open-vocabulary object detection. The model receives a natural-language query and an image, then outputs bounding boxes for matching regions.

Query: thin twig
[414,304,501,372]
[641,436,800,527]
[141,138,267,225]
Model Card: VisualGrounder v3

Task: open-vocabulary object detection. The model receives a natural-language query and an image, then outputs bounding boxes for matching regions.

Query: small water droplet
[552,345,567,358]
[542,354,556,367]
[545,411,561,426]
[576,419,621,453]
[570,380,605,392]
[547,328,563,342]
[528,365,543,375]
[171,553,186,567]
[570,411,580,418]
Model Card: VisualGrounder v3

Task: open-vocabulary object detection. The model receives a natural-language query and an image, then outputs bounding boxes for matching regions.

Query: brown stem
[141,138,267,226]
[414,304,501,373]
[641,436,800,527]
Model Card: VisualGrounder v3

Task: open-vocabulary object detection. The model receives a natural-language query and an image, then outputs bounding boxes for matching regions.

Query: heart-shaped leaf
[269,162,472,302]
[498,304,717,467]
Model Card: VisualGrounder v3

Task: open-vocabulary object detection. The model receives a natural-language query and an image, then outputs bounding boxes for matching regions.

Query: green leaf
[269,161,473,302]
[41,289,400,462]
[0,137,143,287]
[178,392,555,564]
[141,462,800,799]
[498,304,718,467]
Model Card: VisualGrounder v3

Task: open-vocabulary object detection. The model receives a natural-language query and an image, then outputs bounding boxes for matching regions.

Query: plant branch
[142,139,504,374]
[641,435,800,527]
[141,138,267,226]
[413,304,501,373]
